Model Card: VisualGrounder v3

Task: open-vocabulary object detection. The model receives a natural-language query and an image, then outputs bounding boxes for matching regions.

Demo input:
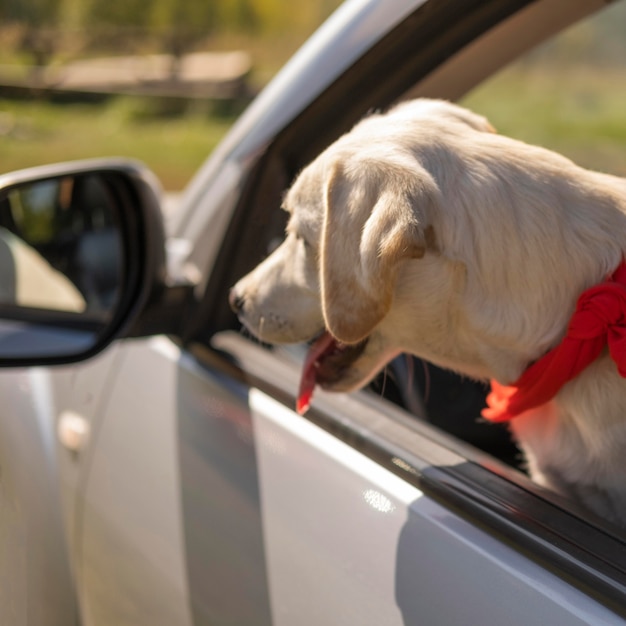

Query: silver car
[0,0,625,624]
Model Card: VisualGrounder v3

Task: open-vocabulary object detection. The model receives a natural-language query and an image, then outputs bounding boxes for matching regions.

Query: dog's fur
[231,98,626,524]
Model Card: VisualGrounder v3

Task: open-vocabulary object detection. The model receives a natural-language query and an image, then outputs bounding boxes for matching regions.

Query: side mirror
[0,159,167,365]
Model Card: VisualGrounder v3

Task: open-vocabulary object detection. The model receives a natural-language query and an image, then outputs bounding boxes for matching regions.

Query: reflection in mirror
[0,225,86,312]
[0,173,126,358]
[0,320,99,358]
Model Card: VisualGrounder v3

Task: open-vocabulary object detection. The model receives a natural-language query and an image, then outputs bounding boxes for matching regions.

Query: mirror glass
[0,173,125,358]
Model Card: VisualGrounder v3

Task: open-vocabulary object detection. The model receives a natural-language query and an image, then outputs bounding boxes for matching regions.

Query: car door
[76,335,626,625]
[75,0,626,624]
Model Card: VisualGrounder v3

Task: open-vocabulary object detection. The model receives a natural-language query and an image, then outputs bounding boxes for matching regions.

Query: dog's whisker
[420,359,431,405]
[258,316,266,345]
[379,366,388,399]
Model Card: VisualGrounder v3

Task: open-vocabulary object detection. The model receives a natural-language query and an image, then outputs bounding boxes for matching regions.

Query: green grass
[462,65,626,177]
[0,16,340,193]
[0,96,239,190]
[2,66,626,191]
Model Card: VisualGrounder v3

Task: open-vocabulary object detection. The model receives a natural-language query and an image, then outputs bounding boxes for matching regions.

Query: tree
[3,0,62,67]
[150,0,220,78]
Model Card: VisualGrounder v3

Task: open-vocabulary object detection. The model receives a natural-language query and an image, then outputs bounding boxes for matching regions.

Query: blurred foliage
[519,1,626,68]
[463,67,626,177]
[462,1,626,177]
[7,181,58,243]
[0,1,343,189]
[0,0,342,67]
[1,1,626,189]
[0,96,238,190]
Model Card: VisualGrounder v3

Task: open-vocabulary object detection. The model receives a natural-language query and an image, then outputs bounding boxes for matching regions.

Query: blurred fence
[0,51,253,101]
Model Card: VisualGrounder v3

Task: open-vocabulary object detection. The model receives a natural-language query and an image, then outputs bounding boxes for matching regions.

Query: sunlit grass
[0,96,239,190]
[2,66,626,191]
[462,65,626,176]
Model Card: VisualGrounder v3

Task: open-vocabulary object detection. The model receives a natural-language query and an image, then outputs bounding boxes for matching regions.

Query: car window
[202,0,626,546]
[209,0,626,467]
[188,4,626,608]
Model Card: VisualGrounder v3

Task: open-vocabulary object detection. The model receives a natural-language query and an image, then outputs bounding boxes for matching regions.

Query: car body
[1,0,626,624]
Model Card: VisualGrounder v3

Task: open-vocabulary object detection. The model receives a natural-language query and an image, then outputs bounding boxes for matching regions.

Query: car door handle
[57,410,89,452]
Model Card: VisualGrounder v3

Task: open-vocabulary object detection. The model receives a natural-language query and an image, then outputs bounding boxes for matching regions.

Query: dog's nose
[229,288,245,314]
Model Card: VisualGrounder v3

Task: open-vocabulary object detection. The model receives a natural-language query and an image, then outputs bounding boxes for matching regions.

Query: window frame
[187,0,626,615]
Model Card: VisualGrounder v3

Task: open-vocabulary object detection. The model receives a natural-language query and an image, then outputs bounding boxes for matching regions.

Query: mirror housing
[0,158,172,366]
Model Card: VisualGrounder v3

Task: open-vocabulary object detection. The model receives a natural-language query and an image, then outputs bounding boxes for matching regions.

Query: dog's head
[230,101,499,396]
[230,99,625,407]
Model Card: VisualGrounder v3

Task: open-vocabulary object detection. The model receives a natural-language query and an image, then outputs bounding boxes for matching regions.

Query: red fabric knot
[483,260,626,423]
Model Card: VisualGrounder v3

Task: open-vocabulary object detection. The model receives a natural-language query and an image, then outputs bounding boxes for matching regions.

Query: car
[1,0,626,624]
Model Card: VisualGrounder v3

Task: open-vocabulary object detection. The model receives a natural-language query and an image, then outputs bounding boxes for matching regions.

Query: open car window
[213,0,626,475]
[191,0,626,612]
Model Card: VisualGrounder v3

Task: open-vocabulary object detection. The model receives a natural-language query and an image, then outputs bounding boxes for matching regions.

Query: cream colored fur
[231,98,626,525]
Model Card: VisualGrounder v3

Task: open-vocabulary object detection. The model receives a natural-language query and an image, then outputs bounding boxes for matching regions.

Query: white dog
[230,98,626,525]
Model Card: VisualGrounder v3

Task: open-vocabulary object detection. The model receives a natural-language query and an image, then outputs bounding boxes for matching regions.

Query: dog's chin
[239,313,324,346]
[313,336,370,390]
[312,332,394,393]
[319,372,373,393]
[318,362,371,393]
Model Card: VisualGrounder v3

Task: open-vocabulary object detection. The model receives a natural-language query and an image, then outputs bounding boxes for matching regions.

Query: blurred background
[0,0,342,190]
[1,0,625,191]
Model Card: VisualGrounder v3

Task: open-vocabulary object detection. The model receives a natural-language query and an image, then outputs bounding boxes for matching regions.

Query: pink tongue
[297,332,336,414]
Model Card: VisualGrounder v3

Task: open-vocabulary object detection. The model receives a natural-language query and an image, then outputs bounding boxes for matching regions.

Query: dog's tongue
[297,332,336,414]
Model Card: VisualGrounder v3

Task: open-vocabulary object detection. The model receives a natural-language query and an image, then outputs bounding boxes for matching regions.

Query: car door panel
[0,368,77,626]
[77,326,625,624]
[176,345,273,625]
[249,389,625,626]
[79,338,193,626]
[79,335,276,626]
[251,389,420,625]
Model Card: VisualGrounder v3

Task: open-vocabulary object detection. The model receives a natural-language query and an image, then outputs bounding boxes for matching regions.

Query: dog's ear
[321,157,437,344]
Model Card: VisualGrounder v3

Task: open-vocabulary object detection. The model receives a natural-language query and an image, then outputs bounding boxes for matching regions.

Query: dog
[230,98,626,525]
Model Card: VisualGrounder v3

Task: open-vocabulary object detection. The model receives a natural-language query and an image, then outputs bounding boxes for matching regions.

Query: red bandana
[482,261,626,423]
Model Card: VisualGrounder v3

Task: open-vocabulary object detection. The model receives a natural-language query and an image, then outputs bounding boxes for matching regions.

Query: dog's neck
[474,261,626,524]
[482,260,626,422]
[509,357,626,525]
